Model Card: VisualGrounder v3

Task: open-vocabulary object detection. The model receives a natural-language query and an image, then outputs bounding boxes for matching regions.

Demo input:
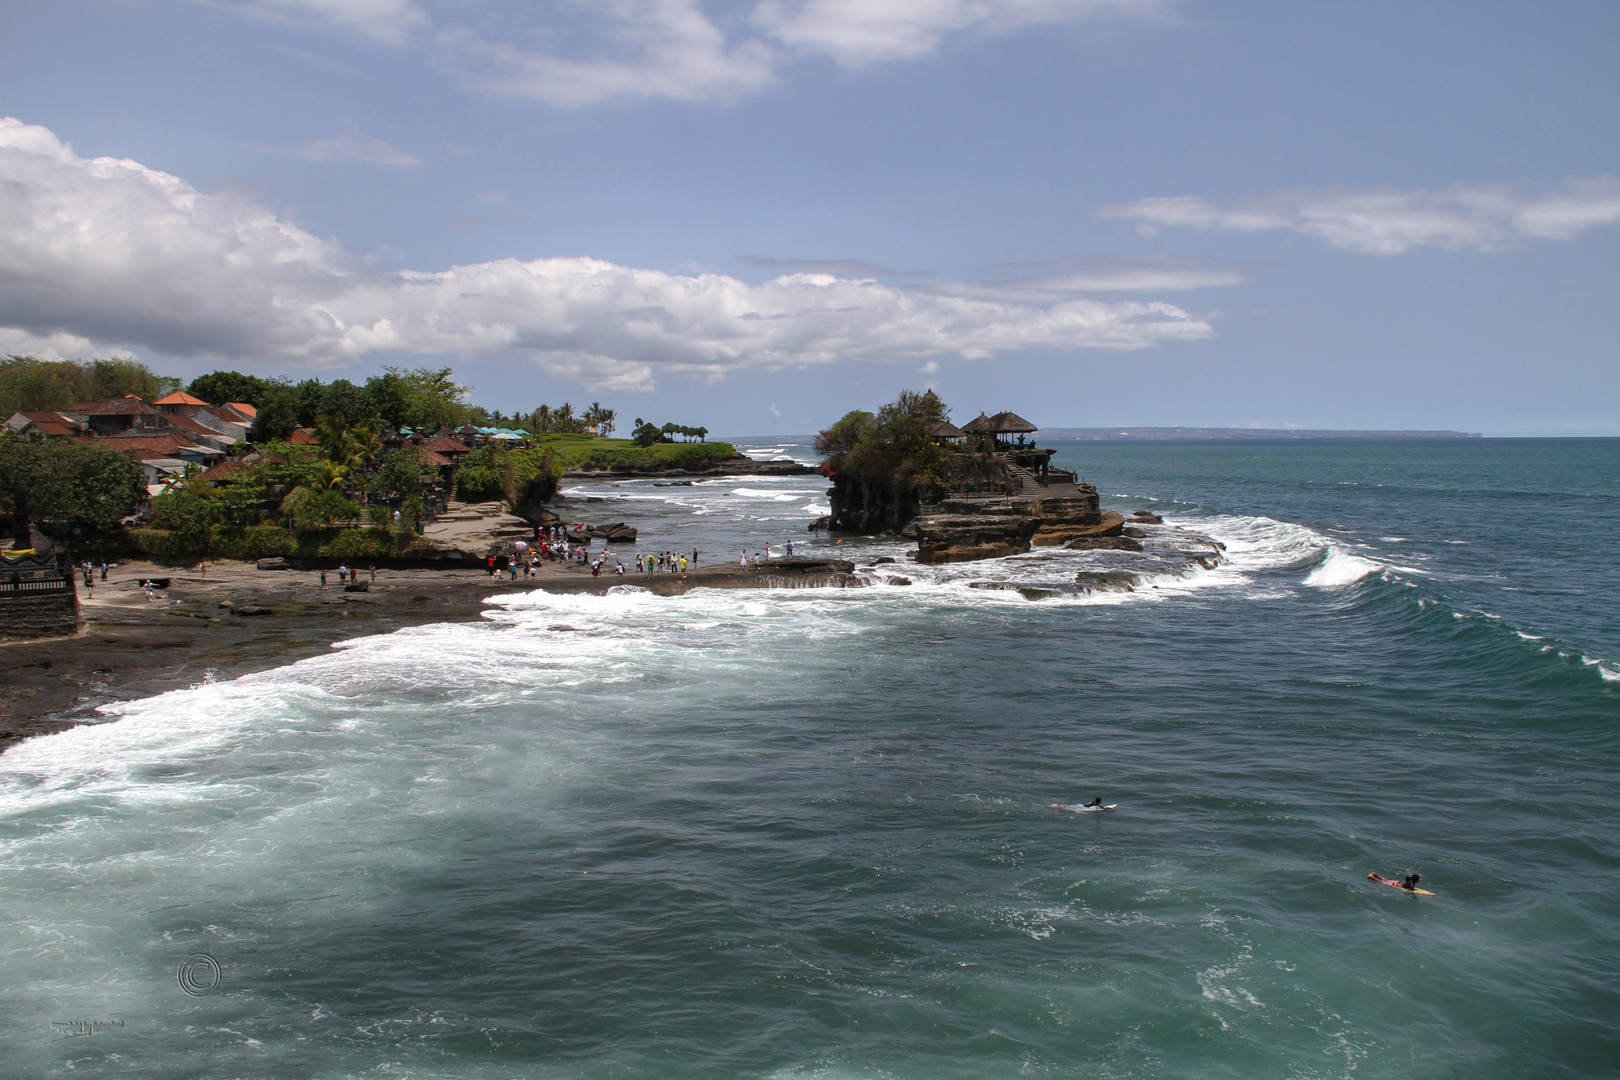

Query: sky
[1,0,1616,436]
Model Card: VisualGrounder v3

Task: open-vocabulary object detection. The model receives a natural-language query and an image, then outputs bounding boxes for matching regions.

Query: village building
[60,394,162,435]
[4,411,83,440]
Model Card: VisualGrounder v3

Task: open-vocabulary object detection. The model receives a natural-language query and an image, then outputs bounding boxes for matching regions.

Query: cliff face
[913,484,1119,564]
[827,477,924,535]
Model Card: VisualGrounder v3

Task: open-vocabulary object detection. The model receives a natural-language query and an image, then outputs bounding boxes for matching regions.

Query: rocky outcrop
[1065,536,1143,552]
[915,513,1042,564]
[586,522,638,543]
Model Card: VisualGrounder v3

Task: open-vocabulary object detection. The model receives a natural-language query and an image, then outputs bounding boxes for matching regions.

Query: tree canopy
[0,432,148,541]
[1,355,179,416]
[814,390,952,491]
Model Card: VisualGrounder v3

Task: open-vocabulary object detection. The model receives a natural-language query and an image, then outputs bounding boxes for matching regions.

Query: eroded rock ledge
[912,486,1127,564]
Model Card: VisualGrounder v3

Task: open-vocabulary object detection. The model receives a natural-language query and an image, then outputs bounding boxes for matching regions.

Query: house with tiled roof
[61,395,161,435]
[86,432,227,465]
[153,391,211,414]
[155,412,238,450]
[4,411,82,440]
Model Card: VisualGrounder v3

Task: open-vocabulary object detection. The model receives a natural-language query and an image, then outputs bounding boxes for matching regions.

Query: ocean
[3,438,1617,1079]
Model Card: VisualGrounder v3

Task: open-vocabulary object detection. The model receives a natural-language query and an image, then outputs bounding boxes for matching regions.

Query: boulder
[1121,527,1147,538]
[1131,510,1164,524]
[256,557,289,571]
[601,522,638,543]
[343,581,370,592]
[1065,536,1144,552]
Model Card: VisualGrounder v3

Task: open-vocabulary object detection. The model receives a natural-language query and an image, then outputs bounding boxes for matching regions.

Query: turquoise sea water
[2,438,1617,1079]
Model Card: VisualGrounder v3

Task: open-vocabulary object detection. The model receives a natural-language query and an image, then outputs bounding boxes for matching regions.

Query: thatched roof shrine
[989,411,1037,434]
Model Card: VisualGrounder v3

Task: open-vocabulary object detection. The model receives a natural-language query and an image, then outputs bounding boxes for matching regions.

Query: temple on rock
[823,401,1127,563]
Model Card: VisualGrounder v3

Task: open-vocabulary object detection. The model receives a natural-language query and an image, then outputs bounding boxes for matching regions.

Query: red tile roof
[287,428,318,445]
[15,412,81,436]
[82,433,222,458]
[224,402,257,418]
[419,447,454,468]
[153,391,209,407]
[159,414,234,441]
[204,406,250,426]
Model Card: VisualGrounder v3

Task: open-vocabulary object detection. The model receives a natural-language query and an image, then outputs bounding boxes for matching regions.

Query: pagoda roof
[961,412,998,434]
[930,420,967,438]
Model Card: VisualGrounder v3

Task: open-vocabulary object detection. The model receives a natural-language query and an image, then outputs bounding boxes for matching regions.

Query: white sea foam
[1303,547,1382,588]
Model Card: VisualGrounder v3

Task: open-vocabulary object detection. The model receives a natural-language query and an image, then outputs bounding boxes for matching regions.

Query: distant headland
[1024,427,1481,440]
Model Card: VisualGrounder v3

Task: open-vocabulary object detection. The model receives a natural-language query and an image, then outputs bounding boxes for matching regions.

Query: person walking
[320,568,328,590]
[785,540,793,559]
[100,560,108,581]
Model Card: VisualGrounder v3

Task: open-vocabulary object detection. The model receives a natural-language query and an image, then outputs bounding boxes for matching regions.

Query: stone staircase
[1005,463,1042,496]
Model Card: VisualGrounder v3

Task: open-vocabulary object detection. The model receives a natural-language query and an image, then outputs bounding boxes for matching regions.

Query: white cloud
[434,2,780,107]
[210,0,1167,106]
[0,117,1213,390]
[752,0,1170,66]
[207,0,431,46]
[1100,178,1620,254]
[933,257,1247,302]
[260,131,422,166]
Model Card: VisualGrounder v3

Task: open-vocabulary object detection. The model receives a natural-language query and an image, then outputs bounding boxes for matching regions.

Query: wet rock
[1122,527,1148,538]
[343,581,370,592]
[872,556,896,565]
[1032,511,1126,546]
[234,604,272,616]
[548,624,585,632]
[1073,570,1140,593]
[1065,536,1144,552]
[1132,511,1164,524]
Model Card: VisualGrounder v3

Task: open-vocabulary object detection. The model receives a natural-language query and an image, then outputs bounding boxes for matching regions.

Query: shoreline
[0,554,857,754]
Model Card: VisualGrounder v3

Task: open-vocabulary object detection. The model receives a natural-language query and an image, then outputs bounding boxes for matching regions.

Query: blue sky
[2,1,1616,435]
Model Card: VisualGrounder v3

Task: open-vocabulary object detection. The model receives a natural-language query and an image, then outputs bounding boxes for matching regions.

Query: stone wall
[0,583,81,638]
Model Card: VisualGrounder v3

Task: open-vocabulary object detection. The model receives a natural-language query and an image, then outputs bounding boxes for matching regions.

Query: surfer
[1050,797,1115,811]
[1368,873,1423,891]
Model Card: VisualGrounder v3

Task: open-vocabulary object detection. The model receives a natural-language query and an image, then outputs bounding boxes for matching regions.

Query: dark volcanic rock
[1074,570,1140,593]
[343,581,370,592]
[1121,527,1148,538]
[1131,511,1164,524]
[1065,536,1144,552]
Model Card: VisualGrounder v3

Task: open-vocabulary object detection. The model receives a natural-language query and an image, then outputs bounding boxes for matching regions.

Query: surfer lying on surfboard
[1368,873,1433,895]
[1051,797,1118,812]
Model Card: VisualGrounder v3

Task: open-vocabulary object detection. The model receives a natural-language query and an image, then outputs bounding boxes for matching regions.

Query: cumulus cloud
[208,0,1167,106]
[0,117,1212,390]
[1100,178,1620,254]
[260,131,422,166]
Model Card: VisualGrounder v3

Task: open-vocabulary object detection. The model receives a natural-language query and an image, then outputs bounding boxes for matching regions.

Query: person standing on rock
[740,550,747,568]
[320,569,327,590]
[785,540,793,559]
[693,548,699,568]
[679,554,687,578]
[369,563,376,583]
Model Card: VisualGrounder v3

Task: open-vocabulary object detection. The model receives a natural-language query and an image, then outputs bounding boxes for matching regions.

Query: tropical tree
[0,433,148,541]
